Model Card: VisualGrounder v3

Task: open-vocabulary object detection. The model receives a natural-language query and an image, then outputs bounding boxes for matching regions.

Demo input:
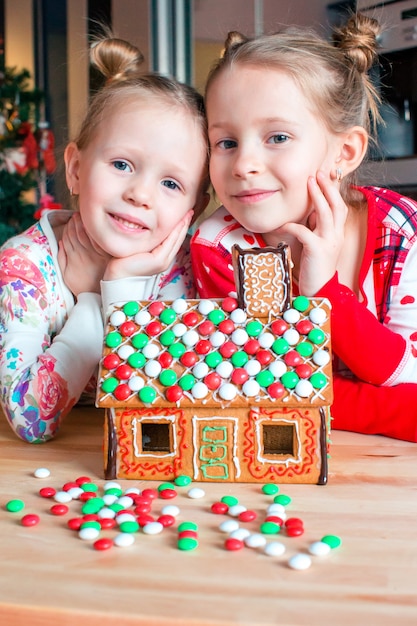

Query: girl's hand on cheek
[104,210,194,281]
[277,170,348,296]
[58,213,111,296]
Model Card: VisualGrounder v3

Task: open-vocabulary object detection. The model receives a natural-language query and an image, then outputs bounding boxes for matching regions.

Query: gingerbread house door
[192,415,240,482]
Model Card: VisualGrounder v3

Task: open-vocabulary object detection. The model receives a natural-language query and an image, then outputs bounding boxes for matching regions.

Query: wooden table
[1,406,417,626]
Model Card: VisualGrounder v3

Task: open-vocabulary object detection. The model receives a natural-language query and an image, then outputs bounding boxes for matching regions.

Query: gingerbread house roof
[97,245,333,411]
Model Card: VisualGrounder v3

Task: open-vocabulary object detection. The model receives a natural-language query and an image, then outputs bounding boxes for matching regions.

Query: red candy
[119,320,136,337]
[165,385,184,402]
[286,525,304,537]
[198,320,215,336]
[99,518,116,530]
[222,297,238,312]
[270,319,288,336]
[21,514,40,527]
[238,509,257,523]
[244,339,260,355]
[146,320,163,336]
[159,488,177,500]
[268,382,286,399]
[204,372,221,390]
[39,486,56,498]
[75,476,91,486]
[137,514,155,527]
[211,502,229,515]
[256,349,273,365]
[180,351,198,367]
[102,353,121,370]
[231,368,249,385]
[50,504,69,516]
[284,350,303,367]
[225,537,244,551]
[158,352,173,368]
[141,489,158,500]
[67,517,83,530]
[148,301,165,316]
[113,383,131,401]
[93,538,114,551]
[296,319,314,335]
[218,319,235,334]
[183,311,199,326]
[178,529,198,539]
[195,340,211,355]
[295,363,313,379]
[157,514,176,527]
[219,341,238,358]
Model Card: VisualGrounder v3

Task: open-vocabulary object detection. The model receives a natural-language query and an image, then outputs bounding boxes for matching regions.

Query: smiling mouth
[233,189,276,204]
[112,214,149,231]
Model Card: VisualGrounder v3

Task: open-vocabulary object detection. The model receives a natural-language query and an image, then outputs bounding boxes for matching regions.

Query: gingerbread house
[97,244,333,484]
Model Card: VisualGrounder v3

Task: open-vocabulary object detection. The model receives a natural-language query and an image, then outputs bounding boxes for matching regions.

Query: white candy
[78,527,100,541]
[283,328,300,345]
[219,383,237,401]
[216,361,233,378]
[114,532,135,547]
[161,504,180,517]
[124,487,141,495]
[308,541,331,556]
[198,299,215,315]
[227,504,247,517]
[244,359,261,377]
[288,553,312,570]
[258,332,275,348]
[142,343,160,359]
[264,541,286,557]
[210,331,226,347]
[267,503,287,518]
[110,310,126,326]
[231,328,248,346]
[102,494,118,505]
[230,308,247,324]
[172,323,187,337]
[309,307,327,325]
[192,362,209,378]
[313,349,331,366]
[98,507,116,519]
[283,308,300,324]
[268,360,287,378]
[244,533,267,548]
[66,487,84,500]
[128,376,144,391]
[142,521,164,535]
[116,513,136,525]
[295,379,314,398]
[219,519,240,533]
[144,359,162,378]
[104,481,122,492]
[230,528,251,541]
[135,310,151,325]
[53,490,72,503]
[172,298,188,314]
[242,380,260,397]
[33,467,50,479]
[191,382,209,399]
[187,487,205,499]
[117,345,135,360]
[117,496,134,508]
[182,330,199,347]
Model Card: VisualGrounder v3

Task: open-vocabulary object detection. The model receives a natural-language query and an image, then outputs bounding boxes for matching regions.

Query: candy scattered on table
[3,472,342,569]
[33,467,51,479]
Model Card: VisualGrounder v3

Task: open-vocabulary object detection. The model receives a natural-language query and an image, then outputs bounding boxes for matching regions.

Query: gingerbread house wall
[104,404,328,484]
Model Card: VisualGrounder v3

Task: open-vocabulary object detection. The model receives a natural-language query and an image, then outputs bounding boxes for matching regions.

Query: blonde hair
[73,34,209,201]
[206,13,382,199]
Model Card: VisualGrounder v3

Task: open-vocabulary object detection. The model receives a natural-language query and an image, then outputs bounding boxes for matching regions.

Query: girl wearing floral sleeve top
[0,35,209,442]
[191,14,417,442]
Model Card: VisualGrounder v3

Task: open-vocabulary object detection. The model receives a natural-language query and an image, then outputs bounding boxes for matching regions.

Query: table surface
[1,406,417,626]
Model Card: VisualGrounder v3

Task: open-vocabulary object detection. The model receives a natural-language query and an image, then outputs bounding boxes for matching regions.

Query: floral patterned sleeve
[0,232,103,443]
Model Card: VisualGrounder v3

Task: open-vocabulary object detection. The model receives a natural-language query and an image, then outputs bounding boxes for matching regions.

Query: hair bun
[90,36,145,83]
[222,31,249,58]
[333,13,380,74]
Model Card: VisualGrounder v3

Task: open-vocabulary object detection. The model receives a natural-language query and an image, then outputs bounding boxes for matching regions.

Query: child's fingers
[312,171,348,232]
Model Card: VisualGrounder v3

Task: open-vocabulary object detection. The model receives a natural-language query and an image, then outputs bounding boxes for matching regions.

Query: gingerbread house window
[141,422,172,453]
[262,423,296,456]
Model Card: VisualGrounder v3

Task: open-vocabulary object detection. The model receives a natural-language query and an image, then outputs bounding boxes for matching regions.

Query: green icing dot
[128,352,146,369]
[159,369,177,386]
[308,328,326,344]
[102,377,118,393]
[139,386,157,403]
[292,295,310,312]
[231,351,249,367]
[160,308,177,325]
[179,374,196,391]
[123,301,140,316]
[246,320,263,337]
[131,333,149,349]
[272,337,290,355]
[205,351,222,368]
[281,371,299,389]
[256,370,274,387]
[310,372,327,389]
[160,330,175,346]
[296,341,314,357]
[208,309,225,325]
[169,343,186,358]
[174,475,192,487]
[106,332,122,348]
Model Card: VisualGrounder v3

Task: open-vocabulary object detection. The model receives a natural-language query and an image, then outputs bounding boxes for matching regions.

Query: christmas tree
[0,40,58,246]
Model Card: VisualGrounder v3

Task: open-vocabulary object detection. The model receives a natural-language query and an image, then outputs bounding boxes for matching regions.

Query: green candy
[119,520,140,533]
[321,534,342,549]
[262,484,279,496]
[178,521,198,532]
[296,341,314,358]
[160,330,175,346]
[281,371,299,389]
[123,301,140,316]
[177,537,198,551]
[179,374,196,391]
[256,370,274,388]
[159,369,177,387]
[246,320,263,337]
[208,309,225,325]
[128,352,146,369]
[272,337,289,355]
[6,499,25,513]
[274,493,291,506]
[106,332,122,348]
[260,521,281,534]
[310,372,327,389]
[169,342,186,358]
[221,495,238,506]
[231,351,248,367]
[81,497,104,514]
[205,351,222,368]
[308,328,326,344]
[292,295,310,312]
[139,386,157,403]
[102,377,118,393]
[160,308,177,325]
[131,333,149,349]
[174,475,192,487]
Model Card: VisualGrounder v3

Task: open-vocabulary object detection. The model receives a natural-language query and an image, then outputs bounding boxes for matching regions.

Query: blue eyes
[215,134,289,150]
[162,180,180,191]
[111,161,180,191]
[113,160,131,172]
[268,134,289,144]
[218,139,237,150]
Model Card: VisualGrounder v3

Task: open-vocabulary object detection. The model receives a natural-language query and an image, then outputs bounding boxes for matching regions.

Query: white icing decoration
[191,382,209,399]
[283,328,300,345]
[172,322,187,337]
[198,299,215,315]
[231,328,248,345]
[239,251,287,316]
[182,329,199,347]
[110,310,126,326]
[135,310,151,325]
[144,360,162,377]
[313,349,331,366]
[192,362,209,379]
[117,345,135,360]
[283,308,300,324]
[309,306,327,324]
[172,298,188,314]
